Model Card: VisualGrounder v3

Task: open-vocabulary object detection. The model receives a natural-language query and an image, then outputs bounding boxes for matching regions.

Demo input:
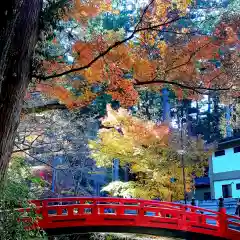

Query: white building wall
[212,148,240,173]
[214,179,240,199]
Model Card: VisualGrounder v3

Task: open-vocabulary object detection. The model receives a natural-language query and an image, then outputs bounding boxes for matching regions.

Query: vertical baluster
[42,200,48,218]
[118,201,125,215]
[77,199,83,215]
[92,199,98,216]
[68,206,74,217]
[137,202,145,224]
[190,199,196,222]
[57,206,62,216]
[178,205,187,230]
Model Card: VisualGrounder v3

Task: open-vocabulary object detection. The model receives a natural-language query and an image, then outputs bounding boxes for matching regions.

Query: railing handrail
[30,197,229,215]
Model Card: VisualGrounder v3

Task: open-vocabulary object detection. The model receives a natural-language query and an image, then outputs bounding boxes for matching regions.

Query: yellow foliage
[157,41,167,56]
[173,0,192,13]
[154,0,171,19]
[89,106,212,201]
[104,29,125,43]
[25,135,42,143]
[143,0,192,27]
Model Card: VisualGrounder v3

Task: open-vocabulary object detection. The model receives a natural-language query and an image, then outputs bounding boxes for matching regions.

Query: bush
[0,157,46,240]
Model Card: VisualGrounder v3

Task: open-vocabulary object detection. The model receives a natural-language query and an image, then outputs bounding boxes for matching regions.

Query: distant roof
[219,136,240,143]
[194,177,210,186]
[31,165,52,174]
[218,137,240,150]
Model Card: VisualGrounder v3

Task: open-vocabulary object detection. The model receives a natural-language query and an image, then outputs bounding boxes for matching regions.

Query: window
[234,146,240,153]
[204,192,211,200]
[236,184,240,190]
[222,184,232,198]
[214,150,225,157]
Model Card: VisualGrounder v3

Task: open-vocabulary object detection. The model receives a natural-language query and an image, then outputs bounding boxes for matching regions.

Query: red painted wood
[18,197,240,240]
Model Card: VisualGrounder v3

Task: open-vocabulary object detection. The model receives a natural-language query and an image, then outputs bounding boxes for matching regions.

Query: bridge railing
[18,197,240,240]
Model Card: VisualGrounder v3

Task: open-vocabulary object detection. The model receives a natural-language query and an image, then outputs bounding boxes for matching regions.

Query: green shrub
[0,157,46,240]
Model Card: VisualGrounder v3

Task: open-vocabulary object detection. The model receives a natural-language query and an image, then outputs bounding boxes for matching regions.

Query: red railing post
[41,200,48,220]
[190,199,197,223]
[30,200,42,216]
[199,213,204,225]
[117,199,125,215]
[218,207,228,237]
[218,208,228,237]
[178,205,188,231]
[217,198,228,237]
[91,199,98,217]
[217,197,228,237]
[136,202,145,224]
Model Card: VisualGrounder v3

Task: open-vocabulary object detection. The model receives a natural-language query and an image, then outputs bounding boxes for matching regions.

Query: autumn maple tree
[34,0,240,108]
[89,105,212,200]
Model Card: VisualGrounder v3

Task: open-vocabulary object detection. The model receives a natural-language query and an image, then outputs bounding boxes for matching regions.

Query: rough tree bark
[0,0,42,183]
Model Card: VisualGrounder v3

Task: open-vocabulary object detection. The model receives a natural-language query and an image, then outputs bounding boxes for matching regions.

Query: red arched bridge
[19,197,240,240]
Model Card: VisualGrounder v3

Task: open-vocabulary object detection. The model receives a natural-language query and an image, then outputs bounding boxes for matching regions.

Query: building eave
[218,137,240,150]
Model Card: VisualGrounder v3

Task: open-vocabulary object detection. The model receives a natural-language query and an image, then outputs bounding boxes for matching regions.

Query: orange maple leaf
[133,59,157,82]
[73,41,96,66]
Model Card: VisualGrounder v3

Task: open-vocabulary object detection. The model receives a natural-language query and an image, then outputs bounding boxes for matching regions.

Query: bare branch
[165,42,212,74]
[135,0,155,30]
[134,78,232,93]
[22,102,67,114]
[14,143,63,172]
[13,146,32,153]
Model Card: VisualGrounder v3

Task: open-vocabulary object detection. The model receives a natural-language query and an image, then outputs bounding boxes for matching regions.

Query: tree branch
[13,147,32,153]
[135,0,155,30]
[34,16,182,80]
[134,78,232,93]
[22,102,103,119]
[14,143,68,175]
[99,123,124,135]
[22,102,67,114]
[99,124,115,130]
[165,41,212,74]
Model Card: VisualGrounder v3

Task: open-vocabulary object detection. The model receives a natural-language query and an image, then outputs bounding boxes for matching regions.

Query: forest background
[0,0,240,238]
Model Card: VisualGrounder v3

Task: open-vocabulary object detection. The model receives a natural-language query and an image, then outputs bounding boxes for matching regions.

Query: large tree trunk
[0,0,42,183]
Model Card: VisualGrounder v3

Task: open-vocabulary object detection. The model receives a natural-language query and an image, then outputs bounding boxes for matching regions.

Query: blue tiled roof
[194,177,210,186]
